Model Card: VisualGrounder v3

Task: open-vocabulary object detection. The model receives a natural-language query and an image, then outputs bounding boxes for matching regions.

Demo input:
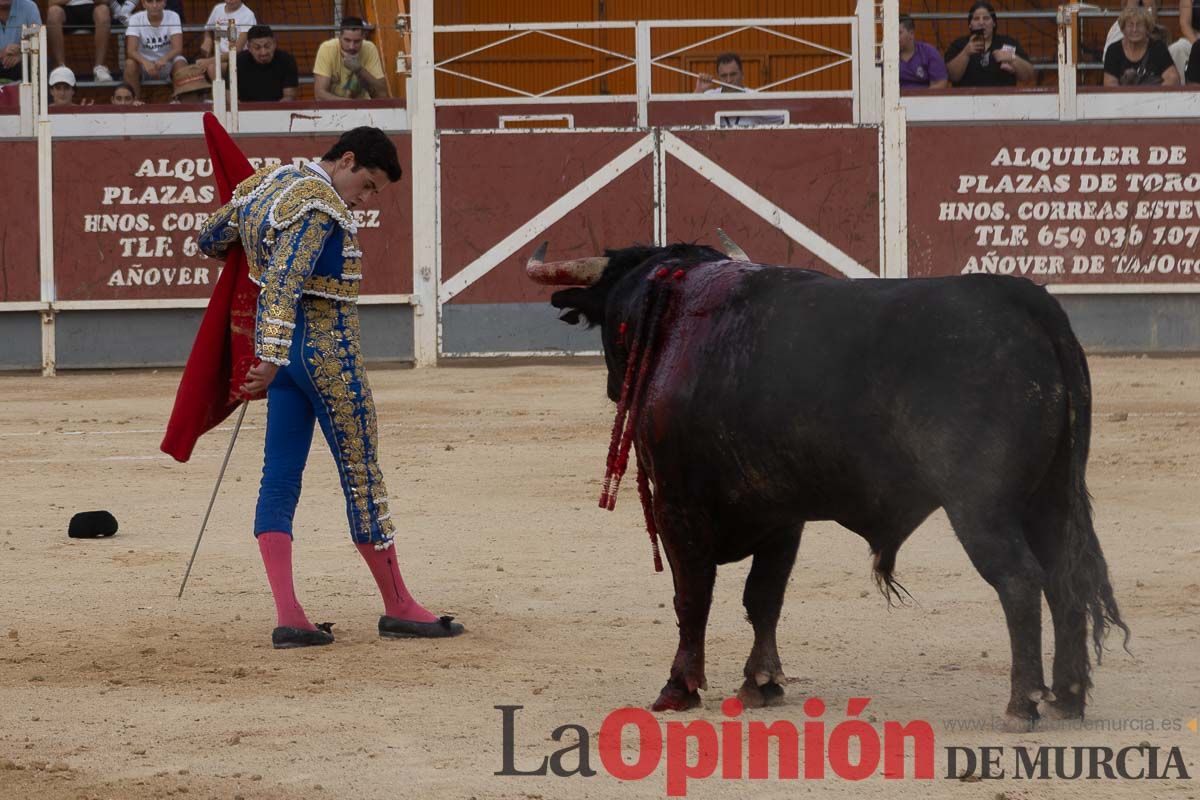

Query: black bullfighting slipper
[378,615,464,639]
[271,622,335,649]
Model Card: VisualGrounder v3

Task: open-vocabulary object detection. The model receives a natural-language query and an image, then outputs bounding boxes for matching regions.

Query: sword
[178,401,249,598]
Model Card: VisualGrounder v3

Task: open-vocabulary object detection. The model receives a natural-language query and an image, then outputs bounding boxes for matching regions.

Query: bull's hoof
[652,684,702,712]
[737,678,785,709]
[1042,683,1085,721]
[1042,698,1085,721]
[1002,686,1057,731]
[1002,701,1040,733]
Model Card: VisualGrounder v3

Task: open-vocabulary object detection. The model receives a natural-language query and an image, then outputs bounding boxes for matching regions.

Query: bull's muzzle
[525,241,610,286]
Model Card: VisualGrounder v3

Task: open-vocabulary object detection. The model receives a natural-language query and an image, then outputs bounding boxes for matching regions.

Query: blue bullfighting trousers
[253,296,396,549]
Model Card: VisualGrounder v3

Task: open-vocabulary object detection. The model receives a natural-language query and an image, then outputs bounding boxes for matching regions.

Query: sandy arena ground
[0,357,1197,799]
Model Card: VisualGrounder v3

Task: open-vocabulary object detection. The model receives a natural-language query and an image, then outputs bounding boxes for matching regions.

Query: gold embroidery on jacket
[197,201,240,258]
[255,211,334,365]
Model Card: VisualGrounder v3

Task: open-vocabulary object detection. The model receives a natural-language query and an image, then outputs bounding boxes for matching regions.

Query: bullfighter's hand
[241,361,279,397]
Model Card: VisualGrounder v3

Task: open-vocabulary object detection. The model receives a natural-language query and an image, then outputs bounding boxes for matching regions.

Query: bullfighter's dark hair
[340,16,367,32]
[323,127,402,182]
[247,24,274,40]
[715,52,742,70]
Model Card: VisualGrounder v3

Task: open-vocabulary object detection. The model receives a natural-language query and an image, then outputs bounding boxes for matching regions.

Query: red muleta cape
[160,113,264,462]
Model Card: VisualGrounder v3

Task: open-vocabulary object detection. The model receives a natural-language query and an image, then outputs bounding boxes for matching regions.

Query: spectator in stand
[111,81,143,104]
[110,1,183,26]
[691,52,785,126]
[196,0,256,82]
[1104,5,1179,84]
[1105,1,1167,56]
[899,15,949,89]
[1168,0,1197,80]
[46,0,113,82]
[944,1,1034,87]
[238,24,298,102]
[170,62,211,103]
[123,0,185,100]
[48,64,93,105]
[313,16,390,100]
[0,0,42,84]
[694,52,746,93]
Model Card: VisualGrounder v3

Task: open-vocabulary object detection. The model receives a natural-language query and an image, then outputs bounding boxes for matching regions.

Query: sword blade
[177,401,249,598]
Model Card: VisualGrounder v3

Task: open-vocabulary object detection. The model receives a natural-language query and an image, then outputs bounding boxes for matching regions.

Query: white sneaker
[93,65,113,82]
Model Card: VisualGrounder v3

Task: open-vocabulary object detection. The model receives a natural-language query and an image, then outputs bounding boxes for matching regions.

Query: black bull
[530,242,1129,727]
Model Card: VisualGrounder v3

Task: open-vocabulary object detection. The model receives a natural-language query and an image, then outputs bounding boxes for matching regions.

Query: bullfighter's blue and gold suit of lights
[199,163,395,550]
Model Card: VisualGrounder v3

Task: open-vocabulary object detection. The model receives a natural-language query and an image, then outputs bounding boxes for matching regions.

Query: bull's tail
[1039,296,1131,670]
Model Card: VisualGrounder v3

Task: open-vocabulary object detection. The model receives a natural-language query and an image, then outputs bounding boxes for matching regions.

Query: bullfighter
[198,126,464,648]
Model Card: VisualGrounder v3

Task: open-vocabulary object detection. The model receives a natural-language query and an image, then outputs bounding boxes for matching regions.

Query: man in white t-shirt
[122,0,185,98]
[196,0,256,81]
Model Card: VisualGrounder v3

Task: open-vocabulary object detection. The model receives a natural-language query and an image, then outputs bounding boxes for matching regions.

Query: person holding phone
[944,1,1035,87]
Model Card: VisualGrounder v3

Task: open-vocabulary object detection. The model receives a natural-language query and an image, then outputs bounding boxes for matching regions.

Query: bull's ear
[550,287,604,328]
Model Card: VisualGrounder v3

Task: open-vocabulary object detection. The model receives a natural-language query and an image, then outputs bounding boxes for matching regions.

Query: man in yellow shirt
[313,17,389,100]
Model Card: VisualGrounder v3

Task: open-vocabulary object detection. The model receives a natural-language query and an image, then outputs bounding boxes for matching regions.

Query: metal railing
[429,15,869,124]
[906,8,1183,73]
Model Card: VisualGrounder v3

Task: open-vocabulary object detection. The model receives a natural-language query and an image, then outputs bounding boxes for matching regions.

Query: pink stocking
[257,532,315,631]
[355,543,438,623]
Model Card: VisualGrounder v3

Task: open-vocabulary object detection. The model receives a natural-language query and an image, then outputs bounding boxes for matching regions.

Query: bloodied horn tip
[716,228,750,262]
[527,241,548,269]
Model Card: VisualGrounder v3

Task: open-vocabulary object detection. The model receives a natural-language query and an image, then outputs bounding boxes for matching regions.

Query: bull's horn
[525,241,610,285]
[716,228,750,262]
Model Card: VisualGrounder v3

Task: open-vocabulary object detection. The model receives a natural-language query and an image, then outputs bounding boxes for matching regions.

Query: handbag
[1120,48,1164,85]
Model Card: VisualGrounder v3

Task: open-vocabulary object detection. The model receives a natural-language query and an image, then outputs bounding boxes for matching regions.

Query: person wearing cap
[313,16,389,100]
[48,64,92,105]
[170,62,211,103]
[237,24,298,102]
[196,127,463,648]
[46,0,114,83]
[123,0,185,100]
[0,0,42,84]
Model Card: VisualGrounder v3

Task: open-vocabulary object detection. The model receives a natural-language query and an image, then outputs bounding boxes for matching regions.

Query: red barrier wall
[908,124,1200,285]
[440,130,654,304]
[50,134,412,302]
[0,141,39,303]
[665,127,879,275]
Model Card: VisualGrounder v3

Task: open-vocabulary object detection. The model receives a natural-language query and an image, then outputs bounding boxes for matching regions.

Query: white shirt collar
[306,161,333,185]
